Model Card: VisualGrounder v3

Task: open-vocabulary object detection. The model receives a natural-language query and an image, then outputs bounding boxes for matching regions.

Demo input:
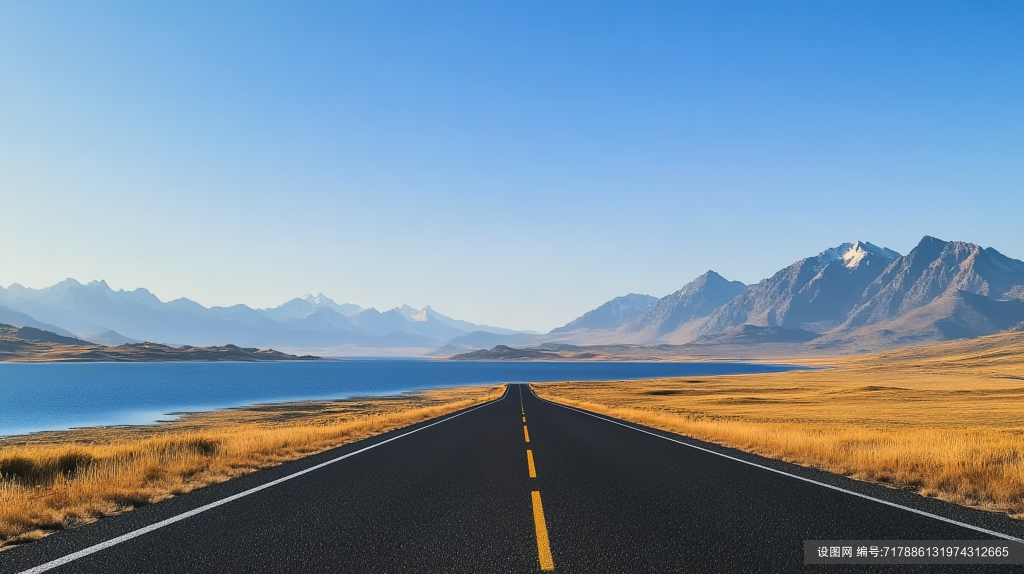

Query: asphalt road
[4,383,1024,573]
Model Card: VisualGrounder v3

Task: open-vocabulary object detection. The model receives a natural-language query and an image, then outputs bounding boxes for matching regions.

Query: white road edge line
[16,385,510,574]
[531,387,1023,542]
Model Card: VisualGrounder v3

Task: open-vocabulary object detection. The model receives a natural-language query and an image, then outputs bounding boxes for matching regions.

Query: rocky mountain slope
[547,237,1024,354]
[846,236,1024,327]
[698,242,900,336]
[549,293,658,334]
[622,271,746,338]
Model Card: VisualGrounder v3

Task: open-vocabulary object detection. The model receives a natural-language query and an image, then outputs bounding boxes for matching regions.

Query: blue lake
[0,360,799,436]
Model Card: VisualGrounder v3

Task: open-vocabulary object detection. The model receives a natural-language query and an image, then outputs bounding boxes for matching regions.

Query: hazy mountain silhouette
[431,331,542,356]
[259,294,361,322]
[0,305,79,338]
[79,330,141,346]
[0,279,527,353]
[550,294,658,334]
[404,305,523,336]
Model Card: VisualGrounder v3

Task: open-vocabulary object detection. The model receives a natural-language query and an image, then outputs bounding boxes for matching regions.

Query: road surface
[3,384,1023,573]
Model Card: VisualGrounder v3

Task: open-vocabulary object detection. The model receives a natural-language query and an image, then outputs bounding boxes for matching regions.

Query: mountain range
[3,235,1022,356]
[0,283,521,354]
[544,236,1024,353]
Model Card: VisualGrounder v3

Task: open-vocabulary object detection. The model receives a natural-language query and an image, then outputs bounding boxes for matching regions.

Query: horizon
[3,2,1023,332]
[1,233,1018,334]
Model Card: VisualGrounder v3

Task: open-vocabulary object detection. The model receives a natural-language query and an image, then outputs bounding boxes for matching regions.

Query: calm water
[0,360,798,436]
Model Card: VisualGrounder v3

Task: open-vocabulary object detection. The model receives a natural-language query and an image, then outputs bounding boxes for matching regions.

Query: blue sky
[2,1,1022,331]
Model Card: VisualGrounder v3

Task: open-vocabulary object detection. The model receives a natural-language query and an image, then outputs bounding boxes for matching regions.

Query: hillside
[698,241,900,336]
[550,294,657,334]
[622,271,746,339]
[450,345,563,360]
[0,323,317,362]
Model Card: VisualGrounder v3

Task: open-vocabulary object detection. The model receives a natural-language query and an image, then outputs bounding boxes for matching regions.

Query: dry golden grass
[532,331,1024,518]
[0,384,504,550]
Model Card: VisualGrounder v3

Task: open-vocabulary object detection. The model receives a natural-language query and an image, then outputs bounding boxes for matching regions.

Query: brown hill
[0,323,318,362]
[450,345,562,360]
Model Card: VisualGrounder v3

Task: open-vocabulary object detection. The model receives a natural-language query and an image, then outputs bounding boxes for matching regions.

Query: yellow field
[532,331,1024,518]
[0,384,504,549]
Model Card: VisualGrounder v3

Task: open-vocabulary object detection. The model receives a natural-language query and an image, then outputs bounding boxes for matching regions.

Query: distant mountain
[684,237,1024,350]
[544,237,1024,353]
[8,235,1022,357]
[624,271,746,337]
[698,241,901,335]
[550,294,658,334]
[0,279,528,353]
[0,305,79,338]
[795,236,1024,347]
[7,325,93,346]
[259,294,361,322]
[347,308,427,337]
[79,330,141,346]
[0,280,230,344]
[431,331,542,356]
[450,345,560,360]
[277,306,363,334]
[405,305,523,336]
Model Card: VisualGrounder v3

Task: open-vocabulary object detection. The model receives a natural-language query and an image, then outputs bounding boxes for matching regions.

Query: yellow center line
[522,416,526,422]
[531,491,555,570]
[526,449,536,478]
[524,425,530,443]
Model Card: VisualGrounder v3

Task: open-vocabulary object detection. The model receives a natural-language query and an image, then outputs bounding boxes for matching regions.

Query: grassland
[0,384,504,549]
[532,331,1024,518]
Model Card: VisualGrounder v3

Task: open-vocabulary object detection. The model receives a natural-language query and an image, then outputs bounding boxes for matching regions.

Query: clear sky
[2,1,1022,332]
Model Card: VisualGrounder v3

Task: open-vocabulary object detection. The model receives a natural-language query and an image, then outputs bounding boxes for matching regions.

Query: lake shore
[0,360,798,436]
[0,384,505,550]
[532,331,1024,520]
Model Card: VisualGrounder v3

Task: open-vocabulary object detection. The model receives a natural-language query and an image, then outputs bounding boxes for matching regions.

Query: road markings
[521,386,554,570]
[538,393,1024,542]
[14,387,511,574]
[531,491,555,571]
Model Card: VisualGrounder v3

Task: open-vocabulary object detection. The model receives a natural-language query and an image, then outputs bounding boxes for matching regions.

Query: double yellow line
[521,385,554,571]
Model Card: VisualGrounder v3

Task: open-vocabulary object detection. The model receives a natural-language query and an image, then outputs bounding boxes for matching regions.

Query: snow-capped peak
[817,241,900,270]
[302,293,330,305]
[842,243,871,269]
[411,308,429,322]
